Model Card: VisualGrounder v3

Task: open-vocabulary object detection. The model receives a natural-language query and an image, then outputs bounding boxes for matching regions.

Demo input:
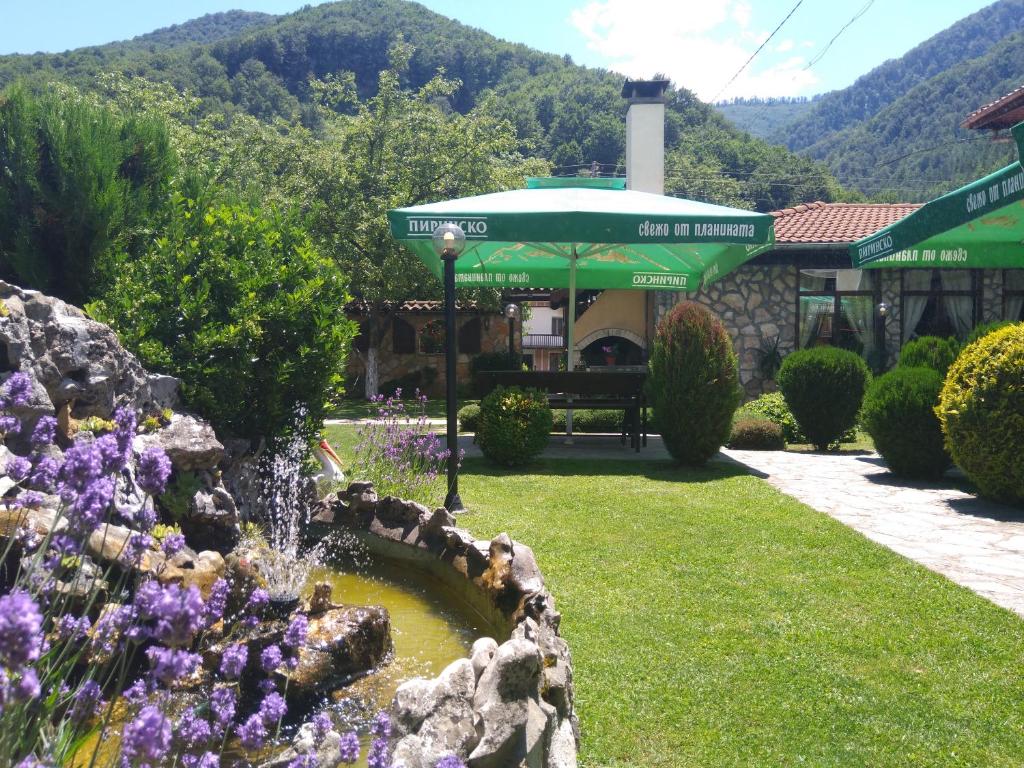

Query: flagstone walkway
[721,448,1024,619]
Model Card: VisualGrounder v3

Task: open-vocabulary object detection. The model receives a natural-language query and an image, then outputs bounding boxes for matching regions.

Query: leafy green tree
[89,192,356,440]
[0,84,175,303]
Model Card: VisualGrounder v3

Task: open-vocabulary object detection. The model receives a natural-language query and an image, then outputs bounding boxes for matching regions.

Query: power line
[709,0,805,103]
[803,0,876,71]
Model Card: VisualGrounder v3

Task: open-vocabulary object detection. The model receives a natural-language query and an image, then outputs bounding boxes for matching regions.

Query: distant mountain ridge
[0,0,845,212]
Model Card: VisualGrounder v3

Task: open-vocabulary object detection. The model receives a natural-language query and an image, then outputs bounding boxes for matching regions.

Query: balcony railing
[522,333,565,349]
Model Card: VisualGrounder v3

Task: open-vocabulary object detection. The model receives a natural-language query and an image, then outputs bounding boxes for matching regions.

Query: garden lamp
[504,303,518,359]
[432,223,466,512]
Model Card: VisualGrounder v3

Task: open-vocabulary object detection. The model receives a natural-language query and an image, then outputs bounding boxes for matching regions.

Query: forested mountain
[776,0,1024,153]
[0,0,843,212]
[714,97,817,140]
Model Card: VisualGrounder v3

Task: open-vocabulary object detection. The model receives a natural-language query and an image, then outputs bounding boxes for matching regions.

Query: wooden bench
[475,370,649,451]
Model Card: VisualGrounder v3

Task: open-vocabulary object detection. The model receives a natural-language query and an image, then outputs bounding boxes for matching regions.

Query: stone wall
[311,484,578,768]
[655,265,798,399]
[346,312,509,398]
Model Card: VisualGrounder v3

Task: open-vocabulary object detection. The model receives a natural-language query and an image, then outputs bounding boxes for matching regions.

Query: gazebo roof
[962,84,1024,131]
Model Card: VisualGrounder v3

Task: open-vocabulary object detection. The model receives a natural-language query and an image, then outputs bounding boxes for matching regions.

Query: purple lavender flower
[67,476,114,533]
[55,614,91,642]
[59,442,103,492]
[370,711,392,740]
[89,604,136,657]
[434,757,466,768]
[2,372,32,408]
[146,646,200,687]
[123,533,153,564]
[121,705,172,768]
[0,591,42,667]
[311,711,332,738]
[236,713,267,750]
[338,731,360,764]
[5,455,31,482]
[14,668,40,701]
[184,753,219,768]
[0,415,20,435]
[135,504,157,532]
[113,407,137,455]
[29,416,56,448]
[137,446,172,496]
[175,707,212,749]
[28,455,58,492]
[219,644,248,680]
[160,532,186,558]
[246,587,269,614]
[94,434,126,475]
[287,754,318,768]
[134,581,205,647]
[210,686,236,732]
[366,738,391,768]
[122,678,151,707]
[69,679,105,723]
[15,755,52,768]
[204,579,228,627]
[283,614,308,650]
[14,490,44,508]
[258,691,287,726]
[260,644,283,673]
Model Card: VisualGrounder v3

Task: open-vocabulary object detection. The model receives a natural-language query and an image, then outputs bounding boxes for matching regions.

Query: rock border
[312,482,579,768]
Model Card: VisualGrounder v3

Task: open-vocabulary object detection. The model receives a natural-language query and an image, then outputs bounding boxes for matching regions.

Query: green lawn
[326,398,476,421]
[324,426,1024,767]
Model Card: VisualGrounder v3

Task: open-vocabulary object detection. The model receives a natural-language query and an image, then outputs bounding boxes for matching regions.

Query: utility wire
[709,0,805,103]
[803,0,875,70]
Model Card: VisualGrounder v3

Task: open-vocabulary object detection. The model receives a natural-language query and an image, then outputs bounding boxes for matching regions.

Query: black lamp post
[504,302,518,361]
[432,223,466,512]
[875,301,890,372]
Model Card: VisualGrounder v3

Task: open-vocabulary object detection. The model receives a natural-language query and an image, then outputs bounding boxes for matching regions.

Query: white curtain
[843,295,874,355]
[799,272,828,348]
[1006,293,1024,322]
[902,270,931,343]
[940,270,974,339]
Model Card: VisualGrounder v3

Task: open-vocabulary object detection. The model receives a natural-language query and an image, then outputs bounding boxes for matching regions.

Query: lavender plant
[349,390,460,506]
[0,372,395,768]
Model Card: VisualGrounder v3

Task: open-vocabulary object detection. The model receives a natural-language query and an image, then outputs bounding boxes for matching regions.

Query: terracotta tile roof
[770,201,921,244]
[962,84,1024,131]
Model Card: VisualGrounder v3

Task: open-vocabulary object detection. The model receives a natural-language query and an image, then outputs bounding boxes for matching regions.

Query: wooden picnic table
[474,370,649,451]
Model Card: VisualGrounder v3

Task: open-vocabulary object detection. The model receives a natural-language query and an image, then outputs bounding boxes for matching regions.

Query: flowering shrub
[0,372,395,768]
[349,389,457,505]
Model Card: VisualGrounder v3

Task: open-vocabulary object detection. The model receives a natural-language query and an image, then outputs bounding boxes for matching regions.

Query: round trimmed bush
[648,302,739,465]
[737,391,804,443]
[728,417,785,450]
[777,346,870,451]
[937,323,1024,503]
[898,336,959,376]
[457,403,481,432]
[862,366,949,479]
[965,320,1013,346]
[477,386,553,466]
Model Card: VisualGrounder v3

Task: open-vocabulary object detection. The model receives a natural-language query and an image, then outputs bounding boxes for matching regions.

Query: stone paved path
[721,448,1024,618]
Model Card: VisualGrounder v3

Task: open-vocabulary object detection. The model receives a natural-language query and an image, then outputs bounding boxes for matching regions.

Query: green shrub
[89,193,356,441]
[551,409,625,433]
[938,324,1024,503]
[477,386,552,466]
[737,392,804,443]
[898,336,959,376]
[965,321,1013,346]
[777,347,870,451]
[728,418,785,450]
[648,302,739,464]
[458,403,482,432]
[862,367,949,479]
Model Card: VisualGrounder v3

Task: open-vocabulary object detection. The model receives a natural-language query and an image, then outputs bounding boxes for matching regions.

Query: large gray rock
[181,478,239,553]
[134,414,224,472]
[261,722,345,768]
[0,281,178,418]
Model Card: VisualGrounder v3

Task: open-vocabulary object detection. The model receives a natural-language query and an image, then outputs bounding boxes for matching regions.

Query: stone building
[345,301,509,397]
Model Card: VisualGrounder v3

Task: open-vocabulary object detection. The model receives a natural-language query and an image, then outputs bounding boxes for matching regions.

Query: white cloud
[569,0,818,100]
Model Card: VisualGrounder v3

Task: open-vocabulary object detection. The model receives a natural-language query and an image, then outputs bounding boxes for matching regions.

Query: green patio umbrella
[388,177,775,370]
[850,121,1024,269]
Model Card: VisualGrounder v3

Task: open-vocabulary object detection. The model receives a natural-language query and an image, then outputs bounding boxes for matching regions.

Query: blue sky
[0,0,996,100]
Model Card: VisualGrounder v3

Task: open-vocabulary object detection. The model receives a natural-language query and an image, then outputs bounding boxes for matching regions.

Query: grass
[324,425,1024,766]
[326,398,476,421]
[786,428,876,454]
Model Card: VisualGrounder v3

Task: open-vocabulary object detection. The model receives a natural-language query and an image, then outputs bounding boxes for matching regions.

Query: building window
[419,319,445,354]
[458,317,482,354]
[551,316,565,336]
[392,316,416,354]
[1005,270,1024,321]
[901,269,979,342]
[797,269,879,360]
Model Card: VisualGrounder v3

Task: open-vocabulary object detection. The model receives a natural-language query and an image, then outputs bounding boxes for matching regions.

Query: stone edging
[312,481,579,768]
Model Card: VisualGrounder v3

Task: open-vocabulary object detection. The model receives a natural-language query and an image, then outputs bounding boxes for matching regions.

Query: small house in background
[345,300,508,398]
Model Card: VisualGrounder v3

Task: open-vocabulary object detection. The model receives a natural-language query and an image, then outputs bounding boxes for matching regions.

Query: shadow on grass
[459,455,753,484]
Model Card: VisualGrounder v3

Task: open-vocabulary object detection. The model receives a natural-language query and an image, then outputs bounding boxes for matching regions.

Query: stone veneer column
[878,270,902,368]
[981,269,1004,323]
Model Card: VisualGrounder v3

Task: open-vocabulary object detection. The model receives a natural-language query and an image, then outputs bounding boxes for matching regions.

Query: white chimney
[622,79,668,194]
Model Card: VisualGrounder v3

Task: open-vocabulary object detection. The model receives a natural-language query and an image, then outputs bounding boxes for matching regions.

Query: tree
[0,83,176,304]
